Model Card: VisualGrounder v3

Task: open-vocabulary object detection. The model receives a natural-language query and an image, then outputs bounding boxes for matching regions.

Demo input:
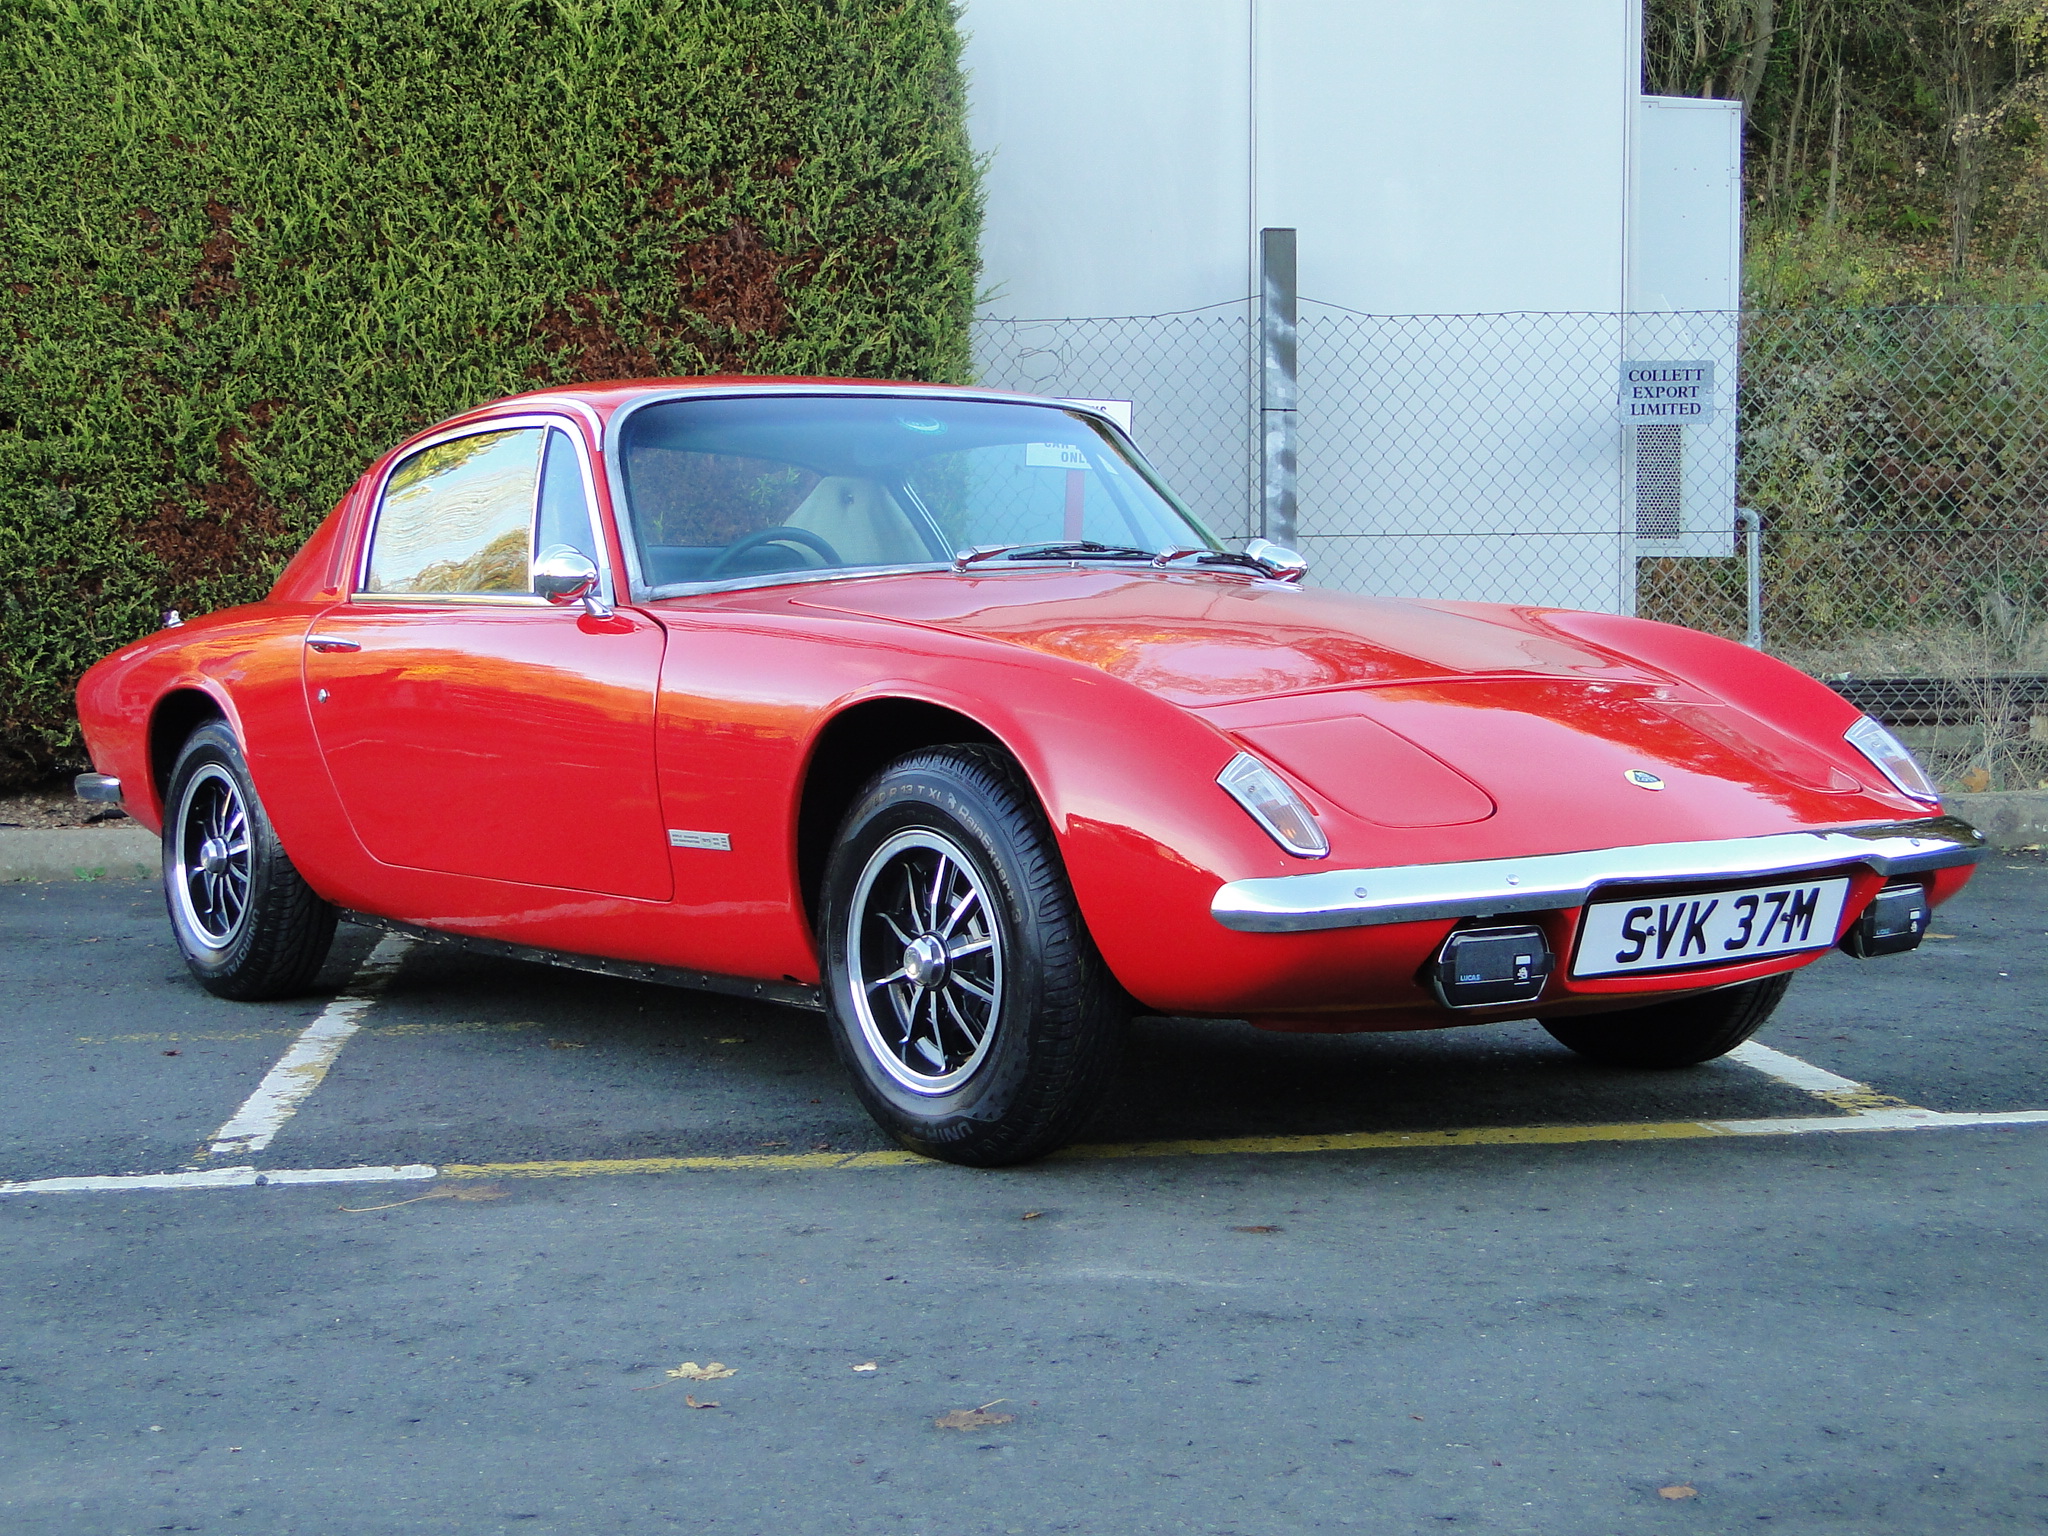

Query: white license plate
[1571,876,1851,978]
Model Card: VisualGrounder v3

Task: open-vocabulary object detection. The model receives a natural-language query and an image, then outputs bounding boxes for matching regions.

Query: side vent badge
[668,829,732,851]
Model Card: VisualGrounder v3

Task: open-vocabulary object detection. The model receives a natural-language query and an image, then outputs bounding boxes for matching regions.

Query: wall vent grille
[1633,424,1684,539]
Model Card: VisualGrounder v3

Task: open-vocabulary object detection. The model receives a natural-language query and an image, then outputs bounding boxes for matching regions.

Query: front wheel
[819,746,1127,1166]
[1539,972,1792,1068]
[163,720,337,1000]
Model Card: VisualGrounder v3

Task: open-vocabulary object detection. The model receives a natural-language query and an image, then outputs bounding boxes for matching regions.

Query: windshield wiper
[1152,546,1263,572]
[952,541,1157,571]
[1152,541,1309,584]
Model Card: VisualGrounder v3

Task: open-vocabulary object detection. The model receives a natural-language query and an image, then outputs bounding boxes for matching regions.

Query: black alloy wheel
[162,720,336,1000]
[1540,971,1793,1068]
[820,746,1128,1166]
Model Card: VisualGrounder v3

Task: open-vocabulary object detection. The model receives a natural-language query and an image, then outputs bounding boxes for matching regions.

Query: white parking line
[4,1105,2048,1196]
[0,1164,437,1195]
[1726,1040,1869,1095]
[197,935,410,1160]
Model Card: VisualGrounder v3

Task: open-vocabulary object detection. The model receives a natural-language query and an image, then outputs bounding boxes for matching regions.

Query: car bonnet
[792,569,1893,836]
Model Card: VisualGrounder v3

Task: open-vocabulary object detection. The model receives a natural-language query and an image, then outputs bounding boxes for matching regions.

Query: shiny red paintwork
[76,378,1972,1031]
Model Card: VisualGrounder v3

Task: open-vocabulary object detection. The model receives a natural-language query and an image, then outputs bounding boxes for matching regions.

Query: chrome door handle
[306,635,361,653]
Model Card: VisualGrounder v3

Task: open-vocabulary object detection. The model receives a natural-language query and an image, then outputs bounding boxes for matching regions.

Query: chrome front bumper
[1210,816,1985,934]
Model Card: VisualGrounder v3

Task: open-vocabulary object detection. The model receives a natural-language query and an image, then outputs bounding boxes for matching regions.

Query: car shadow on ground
[273,931,1835,1170]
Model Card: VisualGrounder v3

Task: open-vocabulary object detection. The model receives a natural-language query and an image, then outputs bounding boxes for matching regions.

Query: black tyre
[819,746,1127,1166]
[1540,972,1792,1068]
[162,720,337,1000]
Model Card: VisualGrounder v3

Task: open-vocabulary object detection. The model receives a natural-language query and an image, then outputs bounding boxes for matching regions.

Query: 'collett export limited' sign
[1619,360,1716,425]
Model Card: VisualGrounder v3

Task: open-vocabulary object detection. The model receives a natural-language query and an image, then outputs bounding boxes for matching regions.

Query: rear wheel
[163,720,336,1000]
[1540,972,1792,1068]
[820,746,1127,1166]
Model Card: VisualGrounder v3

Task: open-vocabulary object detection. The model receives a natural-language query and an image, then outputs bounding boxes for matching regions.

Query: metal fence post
[1259,227,1298,549]
[1736,507,1763,648]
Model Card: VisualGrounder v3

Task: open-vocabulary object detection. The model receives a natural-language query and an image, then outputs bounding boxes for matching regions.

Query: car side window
[535,428,599,563]
[363,429,545,595]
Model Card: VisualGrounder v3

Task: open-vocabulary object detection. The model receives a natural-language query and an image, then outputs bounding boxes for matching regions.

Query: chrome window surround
[597,383,1196,602]
[352,414,616,607]
[1209,815,1985,934]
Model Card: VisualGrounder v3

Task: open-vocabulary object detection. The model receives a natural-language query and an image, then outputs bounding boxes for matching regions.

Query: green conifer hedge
[0,0,981,786]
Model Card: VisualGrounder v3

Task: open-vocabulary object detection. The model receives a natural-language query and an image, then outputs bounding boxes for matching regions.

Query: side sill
[338,910,825,1012]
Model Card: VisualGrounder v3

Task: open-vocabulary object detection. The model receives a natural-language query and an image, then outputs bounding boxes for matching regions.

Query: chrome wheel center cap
[199,837,229,876]
[903,933,950,989]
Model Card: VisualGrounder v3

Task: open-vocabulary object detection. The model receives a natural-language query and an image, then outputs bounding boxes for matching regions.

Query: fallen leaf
[1231,1225,1282,1234]
[162,1050,180,1057]
[718,1037,747,1044]
[1020,1211,1043,1220]
[1410,1414,1425,1421]
[757,1140,789,1148]
[683,1395,719,1409]
[546,1040,586,1050]
[1658,1485,1698,1500]
[935,1401,1014,1431]
[853,1361,878,1372]
[668,1362,736,1382]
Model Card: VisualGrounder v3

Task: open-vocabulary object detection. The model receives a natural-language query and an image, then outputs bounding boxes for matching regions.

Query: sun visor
[1233,717,1496,829]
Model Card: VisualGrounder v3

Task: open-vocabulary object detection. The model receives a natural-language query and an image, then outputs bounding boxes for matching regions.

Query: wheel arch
[794,697,1010,930]
[147,688,231,819]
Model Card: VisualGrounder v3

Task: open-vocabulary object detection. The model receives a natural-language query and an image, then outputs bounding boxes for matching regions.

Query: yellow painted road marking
[7,1109,2048,1195]
[1053,1120,1732,1160]
[437,1150,928,1179]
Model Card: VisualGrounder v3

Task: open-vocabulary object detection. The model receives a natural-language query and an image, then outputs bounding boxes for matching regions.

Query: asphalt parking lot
[3,858,2045,1534]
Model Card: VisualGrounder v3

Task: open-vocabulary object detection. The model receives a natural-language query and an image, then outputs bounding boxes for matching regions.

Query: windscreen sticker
[1024,443,1092,470]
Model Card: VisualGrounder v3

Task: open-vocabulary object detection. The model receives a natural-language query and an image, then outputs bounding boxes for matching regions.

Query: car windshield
[616,394,1217,590]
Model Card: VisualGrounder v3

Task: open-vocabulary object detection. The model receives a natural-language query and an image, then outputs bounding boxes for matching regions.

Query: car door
[304,417,672,902]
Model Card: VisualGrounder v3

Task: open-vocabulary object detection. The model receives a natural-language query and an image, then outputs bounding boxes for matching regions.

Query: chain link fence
[974,303,2048,793]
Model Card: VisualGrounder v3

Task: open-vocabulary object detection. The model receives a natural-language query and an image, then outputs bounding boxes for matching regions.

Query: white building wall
[961,0,1251,318]
[1252,1,1633,314]
[961,2,1734,615]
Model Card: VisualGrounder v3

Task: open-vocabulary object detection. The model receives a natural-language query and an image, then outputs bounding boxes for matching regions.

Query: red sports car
[74,379,1982,1164]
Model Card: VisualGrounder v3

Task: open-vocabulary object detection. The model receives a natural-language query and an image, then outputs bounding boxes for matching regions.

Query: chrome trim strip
[1210,816,1986,934]
[338,910,823,1012]
[73,773,122,805]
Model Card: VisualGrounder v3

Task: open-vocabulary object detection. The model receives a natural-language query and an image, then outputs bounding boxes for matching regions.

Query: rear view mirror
[534,545,611,617]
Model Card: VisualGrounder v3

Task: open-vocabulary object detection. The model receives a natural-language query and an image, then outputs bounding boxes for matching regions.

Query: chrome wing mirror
[534,545,613,617]
[1244,538,1308,584]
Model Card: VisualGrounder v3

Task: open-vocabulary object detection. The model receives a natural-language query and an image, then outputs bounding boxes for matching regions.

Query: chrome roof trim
[351,412,618,606]
[1210,815,1986,934]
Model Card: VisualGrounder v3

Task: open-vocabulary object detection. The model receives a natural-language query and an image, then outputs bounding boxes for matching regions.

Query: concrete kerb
[1946,790,2048,851]
[0,827,157,883]
[2,792,2043,884]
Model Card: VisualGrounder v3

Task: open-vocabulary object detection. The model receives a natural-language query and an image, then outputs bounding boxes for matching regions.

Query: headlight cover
[1218,752,1329,858]
[1845,715,1940,803]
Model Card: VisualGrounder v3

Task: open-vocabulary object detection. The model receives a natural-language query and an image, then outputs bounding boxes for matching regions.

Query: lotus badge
[1625,769,1666,790]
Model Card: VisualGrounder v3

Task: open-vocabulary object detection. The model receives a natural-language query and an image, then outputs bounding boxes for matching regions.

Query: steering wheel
[703,526,842,578]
